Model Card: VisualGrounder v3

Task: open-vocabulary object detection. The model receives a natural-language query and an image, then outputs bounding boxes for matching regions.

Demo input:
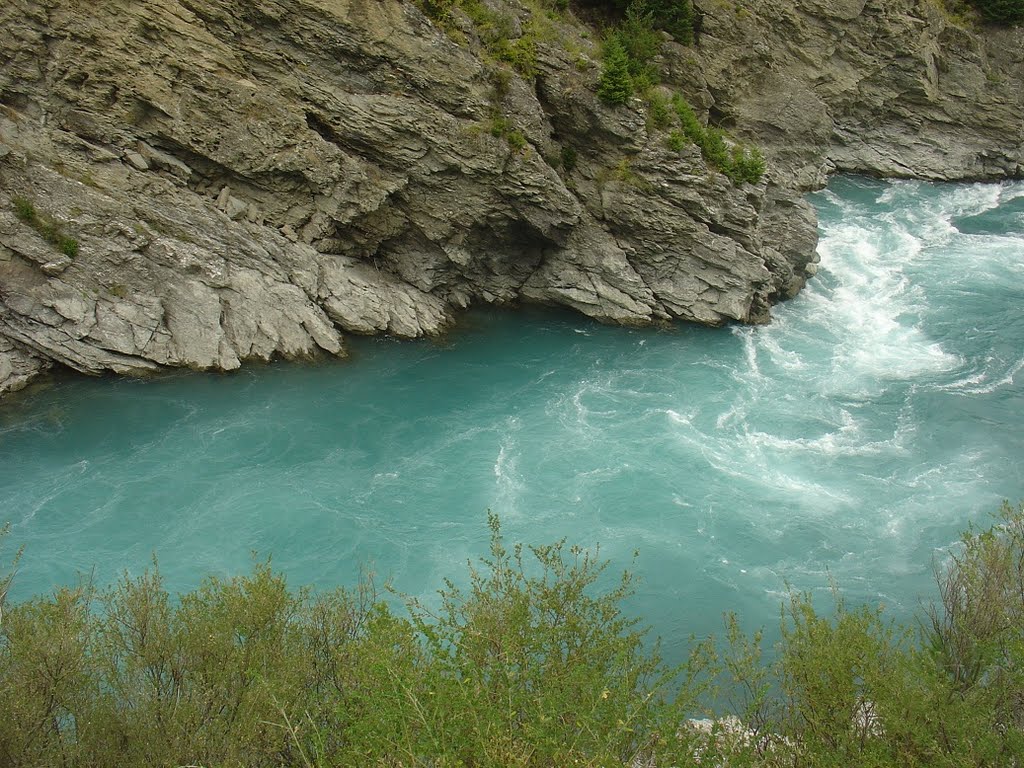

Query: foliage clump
[699,501,1024,766]
[560,144,578,172]
[10,196,79,258]
[415,0,456,22]
[419,0,569,80]
[666,95,766,185]
[0,515,696,767]
[597,34,635,105]
[3,504,1024,766]
[579,0,697,43]
[597,1,664,105]
[970,0,1024,24]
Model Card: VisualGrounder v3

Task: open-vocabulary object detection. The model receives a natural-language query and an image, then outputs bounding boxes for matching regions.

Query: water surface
[2,176,1023,662]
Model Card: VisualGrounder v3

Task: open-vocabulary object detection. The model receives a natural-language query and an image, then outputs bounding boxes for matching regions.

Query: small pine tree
[619,1,662,90]
[597,35,634,106]
[649,0,695,44]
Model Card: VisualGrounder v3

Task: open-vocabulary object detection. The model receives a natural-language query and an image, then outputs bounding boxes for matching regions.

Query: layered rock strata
[684,0,1023,187]
[0,0,1019,396]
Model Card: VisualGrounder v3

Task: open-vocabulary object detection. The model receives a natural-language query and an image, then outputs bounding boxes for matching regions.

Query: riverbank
[1,0,1020,398]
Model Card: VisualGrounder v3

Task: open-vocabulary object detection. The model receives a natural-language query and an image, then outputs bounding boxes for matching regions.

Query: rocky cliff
[0,0,1020,396]
[686,0,1023,186]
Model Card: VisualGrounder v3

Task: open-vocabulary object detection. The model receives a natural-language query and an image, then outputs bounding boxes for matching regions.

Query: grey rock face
[0,336,48,395]
[0,0,1018,396]
[686,0,1023,186]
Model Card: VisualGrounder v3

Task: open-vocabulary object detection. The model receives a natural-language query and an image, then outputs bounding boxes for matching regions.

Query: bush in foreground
[0,515,698,767]
[2,506,1024,766]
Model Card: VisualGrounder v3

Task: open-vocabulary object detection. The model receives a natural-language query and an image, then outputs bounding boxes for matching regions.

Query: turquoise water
[2,176,1023,662]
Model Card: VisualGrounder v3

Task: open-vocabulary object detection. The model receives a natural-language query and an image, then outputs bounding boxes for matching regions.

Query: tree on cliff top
[971,0,1024,24]
[577,0,697,43]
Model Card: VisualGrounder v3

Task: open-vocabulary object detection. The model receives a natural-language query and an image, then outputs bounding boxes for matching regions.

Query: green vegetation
[417,0,756,185]
[615,2,662,91]
[4,504,1023,766]
[0,516,697,767]
[460,0,540,78]
[667,95,766,184]
[597,1,663,105]
[597,34,634,105]
[645,0,696,44]
[594,1,763,185]
[488,115,530,152]
[560,145,578,172]
[579,0,697,44]
[12,197,35,224]
[415,0,456,22]
[506,128,529,151]
[970,0,1024,24]
[418,0,571,80]
[10,196,80,258]
[645,89,672,129]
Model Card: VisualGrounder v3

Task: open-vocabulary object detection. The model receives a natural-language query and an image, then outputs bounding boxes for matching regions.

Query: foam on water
[1,176,1023,663]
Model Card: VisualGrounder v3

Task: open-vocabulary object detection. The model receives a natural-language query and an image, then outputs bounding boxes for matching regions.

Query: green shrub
[666,129,687,151]
[11,196,35,224]
[560,145,578,172]
[489,115,512,137]
[506,129,528,151]
[618,1,661,91]
[667,95,765,184]
[646,90,672,129]
[926,501,1024,735]
[577,0,696,43]
[3,506,1024,765]
[487,116,530,153]
[726,145,766,185]
[645,0,696,43]
[671,93,704,140]
[396,513,696,766]
[596,2,663,105]
[698,127,729,169]
[597,34,634,105]
[498,34,538,78]
[706,503,1024,766]
[416,0,456,22]
[489,64,513,99]
[59,237,79,258]
[0,523,21,629]
[0,518,700,766]
[459,0,539,79]
[9,196,81,258]
[971,0,1024,24]
[0,585,96,767]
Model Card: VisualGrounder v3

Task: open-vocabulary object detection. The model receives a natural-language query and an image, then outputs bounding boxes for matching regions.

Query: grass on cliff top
[2,504,1024,766]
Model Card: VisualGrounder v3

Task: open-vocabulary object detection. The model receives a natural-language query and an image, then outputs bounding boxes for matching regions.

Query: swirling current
[2,176,1022,663]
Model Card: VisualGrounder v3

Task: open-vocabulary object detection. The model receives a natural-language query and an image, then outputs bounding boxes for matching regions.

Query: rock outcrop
[0,0,1019,397]
[685,0,1023,186]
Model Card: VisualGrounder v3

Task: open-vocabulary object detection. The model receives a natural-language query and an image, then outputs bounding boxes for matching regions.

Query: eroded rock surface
[686,0,1023,186]
[0,0,1019,396]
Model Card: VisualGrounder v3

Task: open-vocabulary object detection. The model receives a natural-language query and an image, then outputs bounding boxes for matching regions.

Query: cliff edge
[0,0,1019,396]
